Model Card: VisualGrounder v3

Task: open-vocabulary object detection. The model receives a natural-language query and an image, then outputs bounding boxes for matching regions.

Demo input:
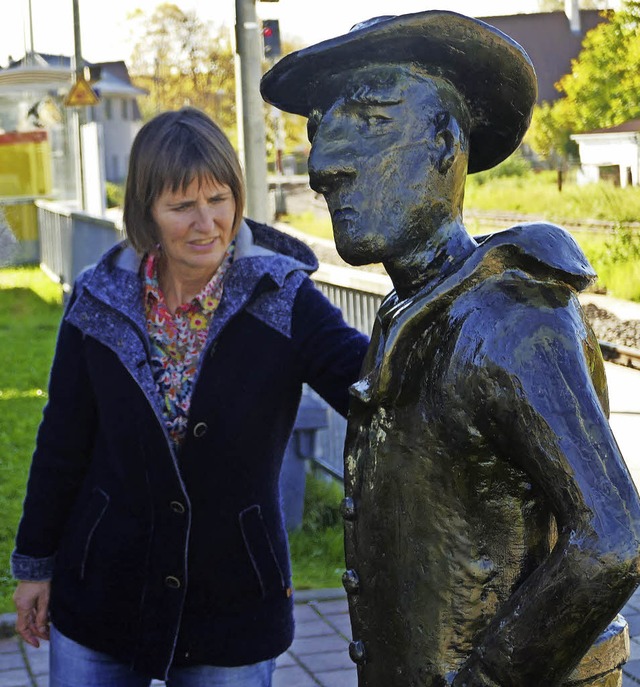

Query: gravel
[583,303,640,350]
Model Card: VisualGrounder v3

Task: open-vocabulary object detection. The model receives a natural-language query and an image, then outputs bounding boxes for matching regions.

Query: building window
[104,99,112,120]
[121,99,129,120]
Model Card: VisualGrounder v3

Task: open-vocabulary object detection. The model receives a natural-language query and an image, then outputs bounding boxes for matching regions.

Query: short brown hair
[123,107,246,254]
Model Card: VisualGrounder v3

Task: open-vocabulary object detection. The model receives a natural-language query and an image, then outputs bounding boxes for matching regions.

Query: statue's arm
[454,295,640,687]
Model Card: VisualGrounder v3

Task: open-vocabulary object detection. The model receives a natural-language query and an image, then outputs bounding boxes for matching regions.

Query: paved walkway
[3,584,640,686]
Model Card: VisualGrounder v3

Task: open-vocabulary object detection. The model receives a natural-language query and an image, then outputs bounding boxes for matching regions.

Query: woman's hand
[13,580,51,647]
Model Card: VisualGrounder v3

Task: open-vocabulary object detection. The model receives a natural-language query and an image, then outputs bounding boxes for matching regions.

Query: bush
[106,182,124,209]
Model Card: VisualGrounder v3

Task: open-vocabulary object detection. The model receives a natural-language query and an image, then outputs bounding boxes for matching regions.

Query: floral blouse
[143,243,235,448]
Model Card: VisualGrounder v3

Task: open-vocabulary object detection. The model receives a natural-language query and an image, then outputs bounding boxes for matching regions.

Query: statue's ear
[435,112,461,175]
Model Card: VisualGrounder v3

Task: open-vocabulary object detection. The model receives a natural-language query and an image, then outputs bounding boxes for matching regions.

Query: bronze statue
[261,11,640,686]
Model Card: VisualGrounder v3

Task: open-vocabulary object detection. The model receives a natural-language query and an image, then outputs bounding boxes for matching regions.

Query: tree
[555,1,640,132]
[127,4,236,139]
[526,1,640,162]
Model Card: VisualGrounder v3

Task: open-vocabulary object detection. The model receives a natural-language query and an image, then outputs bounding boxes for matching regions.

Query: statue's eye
[358,111,392,136]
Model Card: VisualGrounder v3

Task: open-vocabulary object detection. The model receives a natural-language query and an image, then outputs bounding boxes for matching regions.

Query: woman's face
[151,176,236,277]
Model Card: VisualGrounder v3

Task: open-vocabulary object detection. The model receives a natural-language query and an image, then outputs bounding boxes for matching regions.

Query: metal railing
[310,265,390,479]
[37,200,123,292]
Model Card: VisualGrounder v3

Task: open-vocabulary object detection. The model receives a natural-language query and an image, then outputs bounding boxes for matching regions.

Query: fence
[37,200,124,292]
[36,201,389,480]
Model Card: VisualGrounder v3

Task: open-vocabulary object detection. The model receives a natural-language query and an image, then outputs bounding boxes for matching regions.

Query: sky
[1,0,547,68]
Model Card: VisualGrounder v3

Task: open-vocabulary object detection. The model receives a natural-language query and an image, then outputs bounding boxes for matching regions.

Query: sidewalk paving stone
[4,590,640,684]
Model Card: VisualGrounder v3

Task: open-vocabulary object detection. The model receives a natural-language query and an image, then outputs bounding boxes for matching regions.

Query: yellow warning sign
[64,78,100,107]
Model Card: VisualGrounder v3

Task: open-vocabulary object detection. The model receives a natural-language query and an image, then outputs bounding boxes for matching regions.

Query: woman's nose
[193,205,215,230]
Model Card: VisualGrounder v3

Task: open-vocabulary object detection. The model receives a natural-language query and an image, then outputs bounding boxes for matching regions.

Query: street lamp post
[235,0,269,222]
[72,0,86,210]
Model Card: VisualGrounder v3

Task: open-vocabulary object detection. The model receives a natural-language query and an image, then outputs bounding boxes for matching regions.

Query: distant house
[4,53,146,183]
[0,53,146,260]
[84,61,147,182]
[479,10,610,103]
[571,119,640,187]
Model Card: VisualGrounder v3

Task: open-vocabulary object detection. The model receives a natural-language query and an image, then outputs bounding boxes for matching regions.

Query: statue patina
[261,11,640,686]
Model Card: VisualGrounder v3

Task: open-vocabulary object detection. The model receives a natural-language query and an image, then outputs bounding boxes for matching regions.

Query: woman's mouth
[189,238,217,247]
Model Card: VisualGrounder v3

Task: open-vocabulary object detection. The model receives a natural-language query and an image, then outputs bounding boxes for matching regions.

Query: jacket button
[349,640,366,664]
[342,569,360,594]
[165,575,181,589]
[193,422,208,438]
[170,501,185,514]
[341,497,357,521]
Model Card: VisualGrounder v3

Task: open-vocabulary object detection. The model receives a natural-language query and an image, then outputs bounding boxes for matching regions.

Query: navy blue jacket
[12,220,368,679]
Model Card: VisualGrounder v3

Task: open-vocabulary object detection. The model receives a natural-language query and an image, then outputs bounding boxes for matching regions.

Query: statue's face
[308,67,460,266]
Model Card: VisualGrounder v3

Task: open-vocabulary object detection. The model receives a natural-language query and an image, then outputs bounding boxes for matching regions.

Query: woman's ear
[435,112,462,175]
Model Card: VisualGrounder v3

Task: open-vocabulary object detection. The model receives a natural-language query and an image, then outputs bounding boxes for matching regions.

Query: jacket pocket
[239,505,285,598]
[78,487,110,581]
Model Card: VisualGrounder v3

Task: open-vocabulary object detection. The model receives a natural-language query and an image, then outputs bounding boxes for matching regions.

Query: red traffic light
[261,19,281,58]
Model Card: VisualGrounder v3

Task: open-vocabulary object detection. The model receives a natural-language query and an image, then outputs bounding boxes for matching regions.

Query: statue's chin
[335,246,371,267]
[333,229,380,267]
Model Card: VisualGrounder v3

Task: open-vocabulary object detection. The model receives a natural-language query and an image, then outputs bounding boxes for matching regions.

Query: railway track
[464,210,640,235]
[600,341,640,371]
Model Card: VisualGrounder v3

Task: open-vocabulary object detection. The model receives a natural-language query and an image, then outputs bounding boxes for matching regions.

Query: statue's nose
[308,113,357,195]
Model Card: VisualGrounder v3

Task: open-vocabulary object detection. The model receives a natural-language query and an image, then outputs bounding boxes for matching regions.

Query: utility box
[0,130,53,261]
[0,130,52,198]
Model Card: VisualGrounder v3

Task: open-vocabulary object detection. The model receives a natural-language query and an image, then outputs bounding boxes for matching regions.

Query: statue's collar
[351,222,595,406]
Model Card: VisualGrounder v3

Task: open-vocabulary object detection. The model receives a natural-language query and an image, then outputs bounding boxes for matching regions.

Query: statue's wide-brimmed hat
[260,10,537,173]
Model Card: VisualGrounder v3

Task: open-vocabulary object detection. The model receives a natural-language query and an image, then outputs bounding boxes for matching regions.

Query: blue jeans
[50,625,276,687]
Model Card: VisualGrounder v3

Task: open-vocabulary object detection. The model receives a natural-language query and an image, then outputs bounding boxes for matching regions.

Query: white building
[84,60,147,183]
[572,119,640,188]
[0,53,146,260]
[0,53,146,184]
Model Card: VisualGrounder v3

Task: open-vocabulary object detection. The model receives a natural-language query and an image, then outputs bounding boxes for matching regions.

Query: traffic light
[262,19,281,59]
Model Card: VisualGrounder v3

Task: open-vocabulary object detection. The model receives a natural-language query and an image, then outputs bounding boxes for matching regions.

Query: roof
[2,53,146,100]
[479,10,610,103]
[575,118,640,136]
[8,53,72,69]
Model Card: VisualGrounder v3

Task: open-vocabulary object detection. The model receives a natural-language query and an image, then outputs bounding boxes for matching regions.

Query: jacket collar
[73,219,318,327]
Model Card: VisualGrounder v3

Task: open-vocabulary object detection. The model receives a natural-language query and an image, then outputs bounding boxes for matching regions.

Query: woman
[12,107,368,686]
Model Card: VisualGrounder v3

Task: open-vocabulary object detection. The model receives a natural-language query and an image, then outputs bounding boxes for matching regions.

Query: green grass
[576,228,640,302]
[0,267,63,613]
[284,174,640,301]
[289,474,346,590]
[0,268,344,612]
[465,173,640,224]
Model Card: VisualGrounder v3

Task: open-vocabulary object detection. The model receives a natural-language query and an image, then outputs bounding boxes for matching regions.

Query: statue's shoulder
[475,222,596,293]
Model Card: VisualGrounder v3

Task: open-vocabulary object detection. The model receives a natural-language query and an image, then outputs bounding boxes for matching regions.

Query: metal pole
[71,0,86,210]
[27,0,35,60]
[235,0,269,222]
